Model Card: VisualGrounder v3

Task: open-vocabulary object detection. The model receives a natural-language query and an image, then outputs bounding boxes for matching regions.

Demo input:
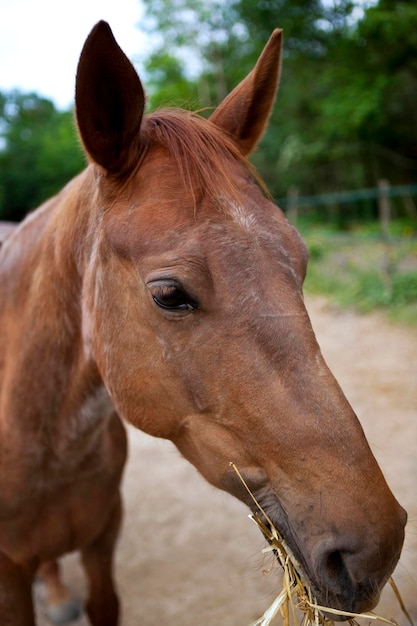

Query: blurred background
[1,0,416,321]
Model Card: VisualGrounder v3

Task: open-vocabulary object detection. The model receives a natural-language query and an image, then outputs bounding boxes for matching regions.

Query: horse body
[0,175,127,624]
[0,21,406,625]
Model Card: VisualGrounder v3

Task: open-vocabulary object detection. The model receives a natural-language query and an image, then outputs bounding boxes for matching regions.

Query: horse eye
[151,283,198,312]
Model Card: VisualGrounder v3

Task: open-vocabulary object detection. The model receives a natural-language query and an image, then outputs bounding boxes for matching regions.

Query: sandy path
[35,297,417,626]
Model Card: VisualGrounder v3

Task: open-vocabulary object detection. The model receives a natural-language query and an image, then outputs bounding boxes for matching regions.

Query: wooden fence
[278,181,417,231]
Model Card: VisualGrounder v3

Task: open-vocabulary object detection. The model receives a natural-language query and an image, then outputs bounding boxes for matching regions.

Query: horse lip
[248,486,315,584]
[251,487,381,621]
[249,500,338,617]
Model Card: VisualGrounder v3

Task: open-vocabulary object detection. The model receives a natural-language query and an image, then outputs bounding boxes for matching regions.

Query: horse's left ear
[209,29,282,155]
[75,21,145,175]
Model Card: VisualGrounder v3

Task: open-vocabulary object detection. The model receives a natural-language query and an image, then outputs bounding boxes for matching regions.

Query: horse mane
[142,109,269,202]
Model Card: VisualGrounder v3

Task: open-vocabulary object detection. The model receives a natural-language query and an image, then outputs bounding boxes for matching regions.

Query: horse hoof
[45,598,82,624]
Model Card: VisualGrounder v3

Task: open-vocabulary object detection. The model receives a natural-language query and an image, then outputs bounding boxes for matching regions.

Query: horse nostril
[324,550,346,582]
[312,540,383,615]
[309,505,406,615]
[317,547,352,596]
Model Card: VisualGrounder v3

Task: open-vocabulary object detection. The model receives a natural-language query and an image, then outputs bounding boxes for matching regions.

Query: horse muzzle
[254,486,407,620]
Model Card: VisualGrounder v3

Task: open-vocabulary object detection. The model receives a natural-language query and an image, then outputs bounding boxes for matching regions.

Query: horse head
[75,21,406,617]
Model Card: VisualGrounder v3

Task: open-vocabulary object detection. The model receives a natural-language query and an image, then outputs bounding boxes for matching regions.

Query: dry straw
[229,463,414,626]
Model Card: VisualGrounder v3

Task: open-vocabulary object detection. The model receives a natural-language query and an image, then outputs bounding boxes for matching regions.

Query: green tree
[144,51,199,110]
[0,91,84,221]
[313,0,417,210]
[141,0,249,106]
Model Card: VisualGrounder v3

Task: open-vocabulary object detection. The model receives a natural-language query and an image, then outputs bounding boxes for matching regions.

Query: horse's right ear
[75,21,145,175]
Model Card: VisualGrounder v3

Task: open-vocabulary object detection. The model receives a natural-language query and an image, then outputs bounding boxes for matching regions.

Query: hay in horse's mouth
[229,463,412,626]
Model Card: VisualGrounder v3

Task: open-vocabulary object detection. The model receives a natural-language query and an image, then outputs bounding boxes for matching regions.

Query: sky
[0,0,155,110]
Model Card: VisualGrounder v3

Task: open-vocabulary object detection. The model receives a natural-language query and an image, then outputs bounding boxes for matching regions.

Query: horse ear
[209,29,282,155]
[75,21,145,175]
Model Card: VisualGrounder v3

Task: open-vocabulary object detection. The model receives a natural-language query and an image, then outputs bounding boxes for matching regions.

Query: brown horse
[0,21,406,626]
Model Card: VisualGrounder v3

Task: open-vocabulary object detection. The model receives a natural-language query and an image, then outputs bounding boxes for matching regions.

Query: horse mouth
[227,465,401,620]
[250,491,382,621]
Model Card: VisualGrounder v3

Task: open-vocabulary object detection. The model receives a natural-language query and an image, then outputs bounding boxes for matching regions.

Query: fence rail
[277,182,417,209]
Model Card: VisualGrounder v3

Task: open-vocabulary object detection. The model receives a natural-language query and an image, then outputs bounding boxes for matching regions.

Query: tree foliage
[0,91,84,221]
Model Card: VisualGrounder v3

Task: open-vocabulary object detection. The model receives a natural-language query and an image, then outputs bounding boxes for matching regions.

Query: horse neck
[0,170,106,442]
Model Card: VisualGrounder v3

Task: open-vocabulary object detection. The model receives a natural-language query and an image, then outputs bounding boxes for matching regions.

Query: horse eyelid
[150,282,199,312]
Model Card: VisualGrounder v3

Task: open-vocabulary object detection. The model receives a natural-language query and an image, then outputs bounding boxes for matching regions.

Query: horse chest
[0,396,127,564]
[0,384,114,483]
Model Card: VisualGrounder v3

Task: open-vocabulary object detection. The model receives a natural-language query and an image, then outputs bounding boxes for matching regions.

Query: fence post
[378,179,395,297]
[403,194,417,219]
[378,179,391,241]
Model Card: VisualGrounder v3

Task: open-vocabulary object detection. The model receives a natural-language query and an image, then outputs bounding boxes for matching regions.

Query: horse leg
[0,552,35,626]
[37,560,82,624]
[81,494,122,626]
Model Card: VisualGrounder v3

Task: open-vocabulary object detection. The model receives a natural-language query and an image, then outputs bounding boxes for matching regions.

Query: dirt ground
[35,296,417,626]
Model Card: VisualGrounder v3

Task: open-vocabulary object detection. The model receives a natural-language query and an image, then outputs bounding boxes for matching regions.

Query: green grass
[300,223,417,325]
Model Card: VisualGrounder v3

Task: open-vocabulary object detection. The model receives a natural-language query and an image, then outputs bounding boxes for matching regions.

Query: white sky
[0,0,155,109]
